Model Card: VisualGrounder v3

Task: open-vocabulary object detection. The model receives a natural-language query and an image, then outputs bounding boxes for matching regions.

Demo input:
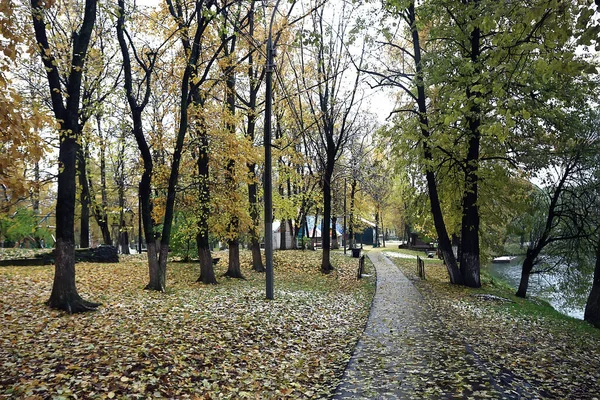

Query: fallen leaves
[0,250,375,399]
[392,255,600,398]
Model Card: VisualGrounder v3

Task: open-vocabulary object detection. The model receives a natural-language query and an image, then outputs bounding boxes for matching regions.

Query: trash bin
[352,248,361,258]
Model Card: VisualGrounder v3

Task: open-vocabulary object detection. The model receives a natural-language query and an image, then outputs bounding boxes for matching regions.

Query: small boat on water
[492,256,517,264]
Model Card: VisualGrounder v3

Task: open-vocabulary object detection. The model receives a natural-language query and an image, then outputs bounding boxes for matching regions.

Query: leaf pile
[0,250,375,399]
[393,256,600,398]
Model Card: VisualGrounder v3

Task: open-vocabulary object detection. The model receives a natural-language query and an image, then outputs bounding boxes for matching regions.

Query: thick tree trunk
[224,239,244,279]
[458,23,482,288]
[584,236,600,328]
[195,126,215,283]
[146,241,164,291]
[119,228,130,254]
[47,132,101,313]
[459,103,482,287]
[197,238,216,284]
[31,0,99,312]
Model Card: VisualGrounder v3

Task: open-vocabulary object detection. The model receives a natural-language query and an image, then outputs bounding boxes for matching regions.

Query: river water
[485,256,585,320]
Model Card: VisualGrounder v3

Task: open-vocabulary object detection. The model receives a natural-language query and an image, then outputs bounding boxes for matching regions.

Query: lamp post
[264,0,280,300]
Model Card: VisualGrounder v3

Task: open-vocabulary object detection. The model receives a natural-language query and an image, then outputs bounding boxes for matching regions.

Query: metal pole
[343,178,347,255]
[264,36,274,300]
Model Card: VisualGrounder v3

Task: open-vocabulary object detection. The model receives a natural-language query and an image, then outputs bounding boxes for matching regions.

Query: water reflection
[485,256,585,320]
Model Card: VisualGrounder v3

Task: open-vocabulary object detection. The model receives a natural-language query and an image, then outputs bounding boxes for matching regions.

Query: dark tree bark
[321,164,335,273]
[194,113,216,284]
[117,0,161,290]
[89,114,111,245]
[77,146,90,248]
[516,247,537,298]
[407,2,463,284]
[516,163,574,298]
[585,235,600,328]
[458,21,482,288]
[244,0,265,271]
[280,217,287,250]
[331,216,339,249]
[221,9,244,279]
[31,0,100,312]
[349,178,357,248]
[248,172,264,271]
[310,209,319,250]
[117,133,130,255]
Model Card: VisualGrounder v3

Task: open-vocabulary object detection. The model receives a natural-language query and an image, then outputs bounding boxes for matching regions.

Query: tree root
[46,297,101,314]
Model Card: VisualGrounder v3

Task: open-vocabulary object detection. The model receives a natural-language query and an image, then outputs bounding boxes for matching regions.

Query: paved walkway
[333,252,509,399]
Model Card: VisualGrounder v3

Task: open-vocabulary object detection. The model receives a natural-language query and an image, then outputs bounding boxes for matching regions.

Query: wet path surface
[334,252,523,399]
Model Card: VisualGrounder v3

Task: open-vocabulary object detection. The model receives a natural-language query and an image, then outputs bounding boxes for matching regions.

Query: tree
[585,235,600,328]
[515,110,600,298]
[30,0,100,312]
[116,0,164,290]
[372,0,463,283]
[297,0,365,273]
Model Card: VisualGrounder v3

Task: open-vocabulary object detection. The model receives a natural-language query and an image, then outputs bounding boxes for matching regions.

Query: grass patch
[391,256,600,398]
[0,249,375,399]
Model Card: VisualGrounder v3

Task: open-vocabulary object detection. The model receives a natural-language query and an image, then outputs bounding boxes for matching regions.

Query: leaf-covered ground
[0,250,375,399]
[390,252,600,399]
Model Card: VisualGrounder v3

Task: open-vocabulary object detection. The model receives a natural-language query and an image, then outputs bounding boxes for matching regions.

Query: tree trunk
[289,220,297,250]
[374,211,379,248]
[407,2,463,285]
[195,121,215,283]
[349,179,356,249]
[31,0,100,312]
[331,216,339,249]
[321,169,334,273]
[244,2,265,272]
[47,132,101,312]
[280,218,287,250]
[224,239,244,279]
[301,216,308,250]
[516,249,536,298]
[88,116,112,245]
[77,146,90,248]
[584,236,600,328]
[197,233,216,284]
[310,210,318,251]
[98,115,111,244]
[248,166,264,271]
[117,149,130,254]
[458,15,483,288]
[381,214,386,247]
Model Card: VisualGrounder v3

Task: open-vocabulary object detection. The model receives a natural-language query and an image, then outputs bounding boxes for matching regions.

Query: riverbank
[390,254,600,398]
